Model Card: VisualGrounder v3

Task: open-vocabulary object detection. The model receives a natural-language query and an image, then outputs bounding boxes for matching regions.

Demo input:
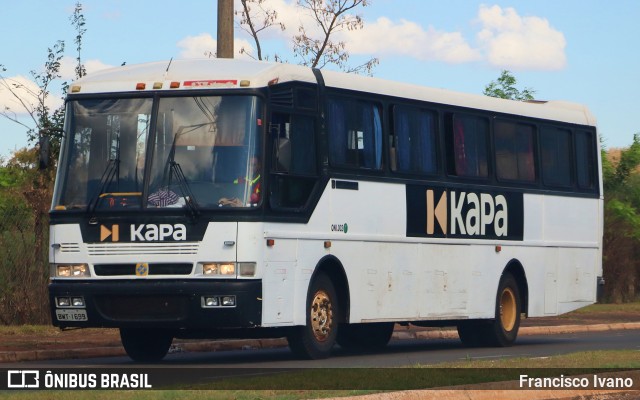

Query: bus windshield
[52,95,263,211]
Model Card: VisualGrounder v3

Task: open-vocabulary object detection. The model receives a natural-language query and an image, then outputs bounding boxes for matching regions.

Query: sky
[1,0,639,159]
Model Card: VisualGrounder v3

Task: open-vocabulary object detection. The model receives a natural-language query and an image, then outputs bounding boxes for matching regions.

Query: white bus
[48,59,603,361]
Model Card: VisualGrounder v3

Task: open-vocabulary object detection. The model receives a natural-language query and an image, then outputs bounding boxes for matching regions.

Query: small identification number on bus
[56,309,88,322]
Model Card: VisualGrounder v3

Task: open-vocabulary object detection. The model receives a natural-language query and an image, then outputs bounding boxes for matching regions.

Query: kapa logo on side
[426,189,508,237]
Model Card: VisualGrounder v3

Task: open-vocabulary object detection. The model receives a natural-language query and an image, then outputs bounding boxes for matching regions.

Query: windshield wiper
[168,160,200,218]
[160,125,204,218]
[87,157,119,215]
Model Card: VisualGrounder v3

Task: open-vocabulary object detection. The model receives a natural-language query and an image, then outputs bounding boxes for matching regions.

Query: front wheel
[120,328,173,362]
[287,273,339,359]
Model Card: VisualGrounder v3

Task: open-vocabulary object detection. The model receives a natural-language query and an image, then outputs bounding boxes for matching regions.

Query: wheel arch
[502,258,529,316]
[312,255,351,324]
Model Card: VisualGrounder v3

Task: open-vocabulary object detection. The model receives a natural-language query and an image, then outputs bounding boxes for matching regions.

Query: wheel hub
[310,290,333,342]
[500,287,517,332]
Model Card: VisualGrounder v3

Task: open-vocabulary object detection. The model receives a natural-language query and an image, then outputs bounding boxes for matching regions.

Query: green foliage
[71,2,87,79]
[483,69,536,101]
[0,1,84,323]
[602,134,640,303]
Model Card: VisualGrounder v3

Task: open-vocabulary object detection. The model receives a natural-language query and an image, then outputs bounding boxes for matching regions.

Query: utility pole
[217,0,234,58]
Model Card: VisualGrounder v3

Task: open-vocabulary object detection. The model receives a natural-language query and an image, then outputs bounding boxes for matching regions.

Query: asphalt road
[14,328,640,369]
[3,329,638,391]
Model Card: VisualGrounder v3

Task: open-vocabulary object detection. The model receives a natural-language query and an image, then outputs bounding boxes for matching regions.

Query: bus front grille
[94,263,193,276]
[95,295,189,321]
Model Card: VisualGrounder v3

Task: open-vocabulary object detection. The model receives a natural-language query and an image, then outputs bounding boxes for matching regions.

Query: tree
[71,1,87,79]
[236,0,285,61]
[0,41,66,162]
[483,70,535,101]
[601,134,640,303]
[0,2,87,324]
[0,2,87,165]
[236,0,378,74]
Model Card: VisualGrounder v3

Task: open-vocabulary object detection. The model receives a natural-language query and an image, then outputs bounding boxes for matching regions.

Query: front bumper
[49,279,262,329]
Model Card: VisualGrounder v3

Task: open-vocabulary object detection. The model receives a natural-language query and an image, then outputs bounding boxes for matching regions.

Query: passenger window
[327,97,383,170]
[391,105,437,175]
[575,130,596,189]
[446,113,489,178]
[540,126,572,187]
[494,120,536,182]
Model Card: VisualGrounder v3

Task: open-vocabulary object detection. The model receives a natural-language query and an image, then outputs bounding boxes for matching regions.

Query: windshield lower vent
[59,243,81,253]
[94,263,193,276]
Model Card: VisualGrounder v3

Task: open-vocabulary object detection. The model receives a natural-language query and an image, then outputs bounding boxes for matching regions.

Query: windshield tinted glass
[52,95,263,211]
[53,98,152,210]
[148,96,262,209]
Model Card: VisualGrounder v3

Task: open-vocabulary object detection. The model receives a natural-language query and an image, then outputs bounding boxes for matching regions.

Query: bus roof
[70,58,596,127]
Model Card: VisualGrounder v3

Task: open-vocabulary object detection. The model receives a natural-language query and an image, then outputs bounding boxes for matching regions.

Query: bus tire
[337,322,395,351]
[120,328,173,362]
[287,273,339,359]
[486,272,521,347]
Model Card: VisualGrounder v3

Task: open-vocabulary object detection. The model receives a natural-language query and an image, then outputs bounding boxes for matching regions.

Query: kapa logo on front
[131,224,187,241]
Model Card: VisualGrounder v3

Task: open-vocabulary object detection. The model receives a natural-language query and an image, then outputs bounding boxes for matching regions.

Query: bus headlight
[51,264,91,278]
[200,262,236,276]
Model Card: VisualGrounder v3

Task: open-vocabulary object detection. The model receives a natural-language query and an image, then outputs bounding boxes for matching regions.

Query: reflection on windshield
[148,96,262,209]
[52,95,263,211]
[53,98,152,210]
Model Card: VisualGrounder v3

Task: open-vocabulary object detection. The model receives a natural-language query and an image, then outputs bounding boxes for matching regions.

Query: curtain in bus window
[454,118,467,175]
[361,104,382,169]
[452,114,488,177]
[575,131,595,189]
[541,127,572,187]
[396,110,411,171]
[328,98,348,166]
[328,97,381,169]
[373,106,382,169]
[290,115,316,175]
[494,120,535,182]
[416,110,436,173]
[394,106,437,174]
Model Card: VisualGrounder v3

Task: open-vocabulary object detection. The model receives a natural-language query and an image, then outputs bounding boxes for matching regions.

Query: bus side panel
[523,194,601,317]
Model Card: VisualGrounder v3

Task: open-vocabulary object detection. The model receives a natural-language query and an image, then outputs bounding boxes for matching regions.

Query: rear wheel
[457,272,521,347]
[486,272,521,346]
[120,328,173,362]
[287,273,339,359]
[337,322,395,351]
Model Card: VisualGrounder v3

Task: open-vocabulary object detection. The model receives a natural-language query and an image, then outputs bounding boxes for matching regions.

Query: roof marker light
[136,83,146,90]
[268,78,279,86]
[153,82,163,89]
[70,85,81,93]
[170,81,181,89]
[240,80,250,87]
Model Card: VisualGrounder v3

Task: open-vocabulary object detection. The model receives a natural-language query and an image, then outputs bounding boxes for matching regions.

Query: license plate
[56,309,88,322]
